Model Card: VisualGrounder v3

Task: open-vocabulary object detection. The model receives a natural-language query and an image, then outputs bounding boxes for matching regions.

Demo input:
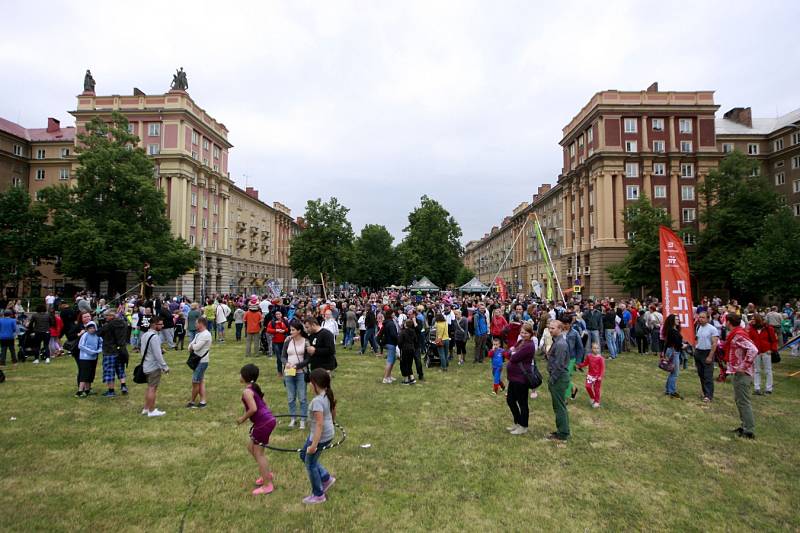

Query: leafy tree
[455,266,475,287]
[398,195,463,287]
[732,208,800,300]
[289,197,355,284]
[607,195,672,296]
[0,186,48,296]
[41,112,198,292]
[696,151,781,296]
[350,224,400,289]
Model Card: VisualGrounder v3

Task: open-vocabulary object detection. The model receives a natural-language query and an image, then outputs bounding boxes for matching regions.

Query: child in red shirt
[577,342,606,408]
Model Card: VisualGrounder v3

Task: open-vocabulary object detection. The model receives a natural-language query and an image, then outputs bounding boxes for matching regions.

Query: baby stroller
[424,329,442,368]
[18,329,40,363]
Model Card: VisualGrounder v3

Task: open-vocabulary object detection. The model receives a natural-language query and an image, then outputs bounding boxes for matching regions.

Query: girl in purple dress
[237,364,277,495]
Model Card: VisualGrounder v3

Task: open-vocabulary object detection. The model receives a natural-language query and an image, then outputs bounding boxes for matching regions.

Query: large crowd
[1,289,798,501]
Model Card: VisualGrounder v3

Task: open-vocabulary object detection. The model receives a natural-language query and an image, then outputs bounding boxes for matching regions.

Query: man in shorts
[99,309,130,397]
[187,317,211,408]
[140,317,169,417]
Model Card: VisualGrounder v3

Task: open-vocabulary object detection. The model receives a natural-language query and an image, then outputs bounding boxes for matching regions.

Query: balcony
[250,226,259,236]
[236,221,247,232]
[236,238,246,249]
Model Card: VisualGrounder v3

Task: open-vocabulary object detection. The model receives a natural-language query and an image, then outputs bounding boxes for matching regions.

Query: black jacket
[99,317,129,355]
[379,319,399,346]
[299,328,337,371]
[398,327,418,354]
[602,310,617,330]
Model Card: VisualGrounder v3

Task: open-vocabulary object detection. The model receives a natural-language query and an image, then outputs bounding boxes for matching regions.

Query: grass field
[2,338,799,532]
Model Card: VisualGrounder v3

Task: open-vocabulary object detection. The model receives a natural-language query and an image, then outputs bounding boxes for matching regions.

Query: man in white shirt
[321,309,339,340]
[694,311,720,402]
[215,301,231,343]
[259,296,271,316]
[187,316,212,408]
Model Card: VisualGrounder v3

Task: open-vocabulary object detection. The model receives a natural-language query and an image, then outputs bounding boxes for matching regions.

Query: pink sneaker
[321,476,336,493]
[255,472,274,486]
[302,494,327,504]
[252,483,274,495]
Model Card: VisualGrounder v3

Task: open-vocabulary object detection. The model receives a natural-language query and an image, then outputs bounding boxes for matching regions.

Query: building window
[213,146,220,159]
[681,163,694,178]
[794,179,800,193]
[36,149,46,159]
[190,213,196,227]
[680,141,693,153]
[13,144,22,156]
[189,234,195,246]
[203,139,209,151]
[722,143,734,154]
[679,118,692,134]
[191,131,199,145]
[774,138,784,151]
[775,160,784,168]
[792,156,800,169]
[191,150,198,160]
[589,212,594,226]
[654,185,667,198]
[191,192,197,206]
[627,231,636,241]
[212,239,217,250]
[203,158,209,167]
[683,232,696,245]
[682,208,696,222]
[587,127,593,143]
[653,140,665,153]
[681,185,695,201]
[60,147,70,158]
[569,143,575,157]
[625,140,637,153]
[792,132,800,146]
[35,169,45,180]
[202,218,208,229]
[213,202,218,214]
[148,123,161,136]
[748,143,759,155]
[653,163,666,176]
[625,162,639,177]
[59,168,69,180]
[775,173,785,186]
[626,185,640,200]
[148,144,160,155]
[36,191,45,202]
[12,176,23,187]
[624,118,637,133]
[652,118,664,132]
[203,196,208,209]
[127,123,135,134]
[750,167,760,177]
[213,164,219,172]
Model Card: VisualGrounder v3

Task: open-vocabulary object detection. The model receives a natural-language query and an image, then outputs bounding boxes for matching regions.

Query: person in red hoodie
[266,311,290,378]
[490,309,508,346]
[747,313,778,395]
[48,309,64,359]
[724,313,758,439]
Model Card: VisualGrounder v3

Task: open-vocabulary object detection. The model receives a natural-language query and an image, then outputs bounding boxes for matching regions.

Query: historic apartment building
[0,72,299,299]
[465,83,800,300]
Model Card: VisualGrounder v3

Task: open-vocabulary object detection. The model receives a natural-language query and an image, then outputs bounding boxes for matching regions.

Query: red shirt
[266,318,290,344]
[746,325,778,353]
[490,315,508,337]
[576,353,605,378]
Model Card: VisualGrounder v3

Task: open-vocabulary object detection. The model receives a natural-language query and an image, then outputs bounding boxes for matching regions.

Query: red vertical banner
[495,277,509,301]
[659,226,696,345]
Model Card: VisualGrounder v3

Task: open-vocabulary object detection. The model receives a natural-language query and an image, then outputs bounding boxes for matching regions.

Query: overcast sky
[2,1,798,243]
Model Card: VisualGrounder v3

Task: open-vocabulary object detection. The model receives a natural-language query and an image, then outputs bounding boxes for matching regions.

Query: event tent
[458,277,490,293]
[409,276,440,292]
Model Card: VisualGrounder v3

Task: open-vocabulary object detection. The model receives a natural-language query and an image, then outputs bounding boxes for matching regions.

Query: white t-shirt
[259,299,271,315]
[215,303,230,324]
[189,329,212,363]
[358,315,366,331]
[695,323,720,351]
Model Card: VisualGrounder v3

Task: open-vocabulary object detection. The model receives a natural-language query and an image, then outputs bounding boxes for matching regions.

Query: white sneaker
[33,359,40,364]
[141,409,148,416]
[382,378,391,384]
[510,426,528,435]
[592,402,600,408]
[45,358,51,364]
[299,420,306,430]
[387,377,395,383]
[147,409,166,417]
[506,424,520,432]
[288,418,296,428]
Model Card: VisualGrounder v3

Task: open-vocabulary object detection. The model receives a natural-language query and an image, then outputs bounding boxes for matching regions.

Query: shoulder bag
[186,344,208,370]
[133,334,155,384]
[518,360,543,389]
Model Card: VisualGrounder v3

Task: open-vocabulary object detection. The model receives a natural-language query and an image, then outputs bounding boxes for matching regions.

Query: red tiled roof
[0,117,76,142]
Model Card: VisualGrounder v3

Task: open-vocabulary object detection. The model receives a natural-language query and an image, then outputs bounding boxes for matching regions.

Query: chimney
[723,107,752,128]
[245,186,258,200]
[646,82,659,92]
[47,117,60,133]
[538,184,551,195]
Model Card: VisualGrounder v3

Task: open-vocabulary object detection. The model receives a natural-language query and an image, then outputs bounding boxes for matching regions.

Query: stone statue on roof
[83,69,95,93]
[171,67,188,91]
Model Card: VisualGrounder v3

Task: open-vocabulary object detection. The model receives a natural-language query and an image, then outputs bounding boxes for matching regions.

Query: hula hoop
[250,414,347,453]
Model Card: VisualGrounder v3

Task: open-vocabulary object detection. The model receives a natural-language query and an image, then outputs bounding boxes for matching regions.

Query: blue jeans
[284,373,307,418]
[300,437,332,497]
[616,329,625,353]
[604,329,618,359]
[361,327,379,354]
[665,347,681,394]
[272,342,284,374]
[438,340,450,369]
[587,330,600,351]
[344,327,355,347]
[385,344,397,365]
[188,330,196,343]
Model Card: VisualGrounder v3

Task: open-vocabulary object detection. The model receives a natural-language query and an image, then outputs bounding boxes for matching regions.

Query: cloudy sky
[2,1,798,243]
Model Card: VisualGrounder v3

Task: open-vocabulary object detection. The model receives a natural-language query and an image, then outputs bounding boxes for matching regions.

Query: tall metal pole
[534,213,567,306]
[482,216,530,299]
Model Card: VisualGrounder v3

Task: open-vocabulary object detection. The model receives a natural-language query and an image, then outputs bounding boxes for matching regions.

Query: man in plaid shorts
[99,309,130,397]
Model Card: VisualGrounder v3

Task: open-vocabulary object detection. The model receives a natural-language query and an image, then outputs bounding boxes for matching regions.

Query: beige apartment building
[0,74,299,299]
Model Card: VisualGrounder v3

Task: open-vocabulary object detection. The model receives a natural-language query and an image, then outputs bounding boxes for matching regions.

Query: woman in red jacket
[747,314,778,395]
[490,309,508,346]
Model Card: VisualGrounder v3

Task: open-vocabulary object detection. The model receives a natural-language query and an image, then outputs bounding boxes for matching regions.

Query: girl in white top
[282,322,309,429]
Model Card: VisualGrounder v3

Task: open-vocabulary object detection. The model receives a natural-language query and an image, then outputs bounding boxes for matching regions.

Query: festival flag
[495,277,509,301]
[535,220,554,301]
[659,226,696,345]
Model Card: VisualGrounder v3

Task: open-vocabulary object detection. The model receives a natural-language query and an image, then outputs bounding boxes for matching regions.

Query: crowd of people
[2,288,798,499]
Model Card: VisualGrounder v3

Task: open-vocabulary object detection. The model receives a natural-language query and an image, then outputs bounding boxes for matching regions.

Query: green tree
[696,151,781,296]
[0,186,48,295]
[607,195,672,296]
[41,112,198,292]
[350,224,400,288]
[398,195,463,287]
[455,266,475,287]
[289,197,355,284]
[732,208,800,300]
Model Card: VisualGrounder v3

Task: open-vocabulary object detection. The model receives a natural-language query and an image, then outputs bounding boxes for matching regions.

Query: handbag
[133,334,155,384]
[63,338,79,353]
[658,356,674,372]
[518,361,543,389]
[771,350,781,364]
[186,347,207,370]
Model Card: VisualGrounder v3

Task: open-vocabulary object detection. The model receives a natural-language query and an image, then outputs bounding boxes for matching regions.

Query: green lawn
[2,339,799,532]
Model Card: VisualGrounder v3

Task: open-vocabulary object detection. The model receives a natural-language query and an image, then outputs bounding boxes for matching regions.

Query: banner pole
[481,216,530,300]
[534,214,567,306]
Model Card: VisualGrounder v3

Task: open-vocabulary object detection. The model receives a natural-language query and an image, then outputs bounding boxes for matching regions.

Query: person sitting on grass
[237,363,277,495]
[577,342,605,408]
[489,337,507,395]
[76,321,102,398]
[299,368,337,504]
